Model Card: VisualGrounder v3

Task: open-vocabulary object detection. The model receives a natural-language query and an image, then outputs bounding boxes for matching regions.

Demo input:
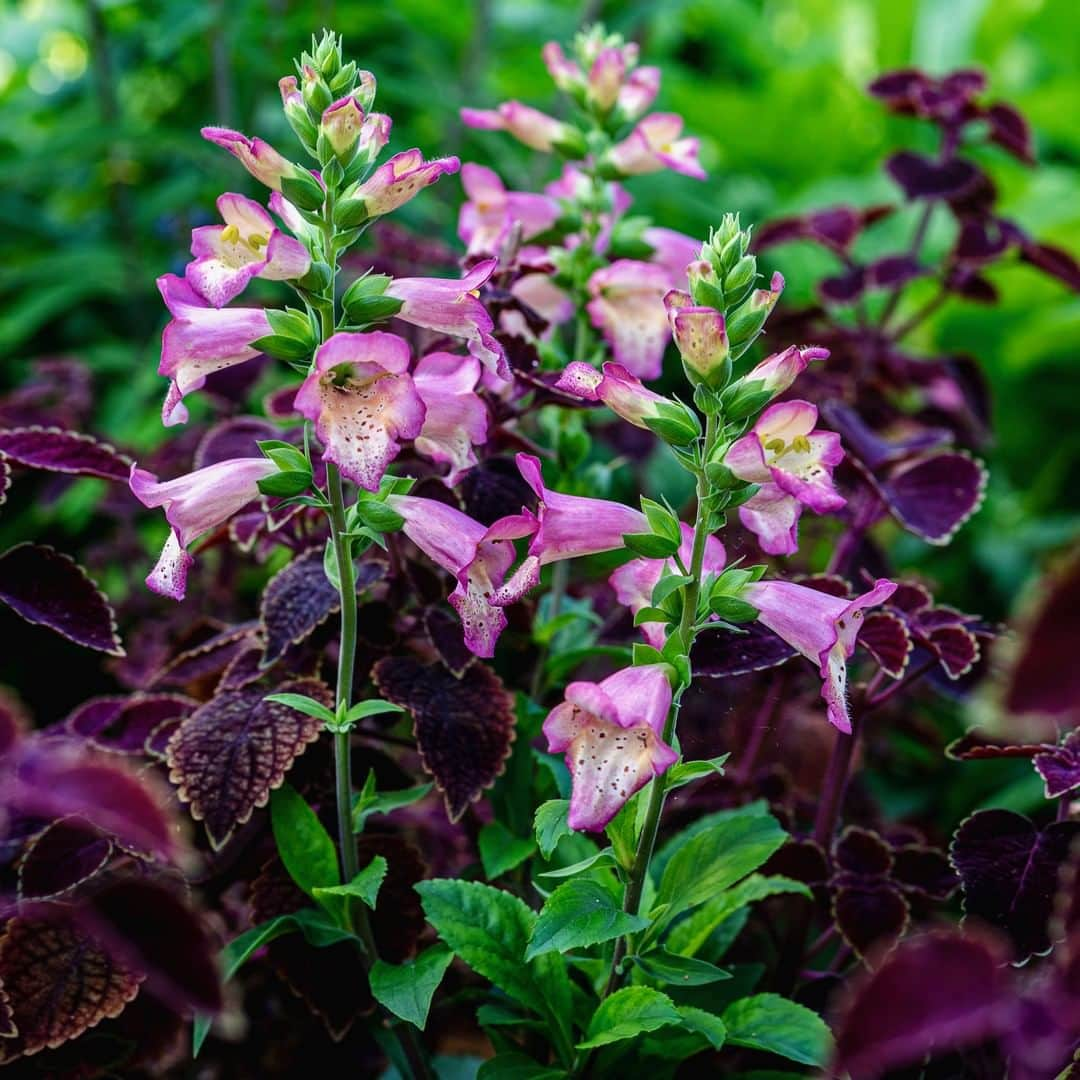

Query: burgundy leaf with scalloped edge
[193,416,279,470]
[18,818,114,901]
[946,727,1045,761]
[858,611,913,678]
[424,605,474,677]
[891,845,959,901]
[692,621,797,678]
[1034,731,1080,799]
[886,152,980,200]
[260,548,342,667]
[878,452,987,544]
[153,622,259,692]
[832,878,910,958]
[0,427,132,481]
[68,694,197,754]
[1019,239,1080,291]
[926,624,980,678]
[835,827,894,876]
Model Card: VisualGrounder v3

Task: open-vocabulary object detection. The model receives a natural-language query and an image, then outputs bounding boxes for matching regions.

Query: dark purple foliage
[0,426,132,481]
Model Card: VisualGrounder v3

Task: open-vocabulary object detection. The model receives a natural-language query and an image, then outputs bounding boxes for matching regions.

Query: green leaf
[354,498,405,532]
[534,799,571,859]
[641,498,683,545]
[651,573,694,606]
[710,596,760,623]
[721,993,832,1067]
[623,532,681,559]
[352,772,434,832]
[526,878,649,961]
[634,606,674,626]
[270,785,340,896]
[665,754,730,791]
[632,948,731,986]
[477,1053,567,1079]
[576,986,682,1049]
[263,692,336,726]
[537,848,616,878]
[312,855,387,910]
[250,333,314,361]
[369,943,453,1028]
[676,1006,727,1050]
[344,699,405,724]
[258,470,313,498]
[479,821,536,879]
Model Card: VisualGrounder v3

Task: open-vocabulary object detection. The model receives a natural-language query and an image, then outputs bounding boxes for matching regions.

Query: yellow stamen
[247,233,268,250]
[791,434,811,453]
[220,223,241,244]
[763,437,786,454]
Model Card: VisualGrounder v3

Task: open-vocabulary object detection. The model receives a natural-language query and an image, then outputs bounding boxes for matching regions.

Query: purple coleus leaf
[0,426,133,481]
[886,151,981,200]
[1019,239,1080,292]
[858,611,913,678]
[165,678,330,849]
[0,543,124,655]
[193,415,279,468]
[877,451,988,544]
[66,693,197,755]
[946,727,1045,761]
[820,401,952,471]
[832,879,910,959]
[152,621,260,692]
[950,808,1080,961]
[424,605,475,677]
[17,818,114,901]
[691,620,797,678]
[1034,731,1080,799]
[259,548,342,667]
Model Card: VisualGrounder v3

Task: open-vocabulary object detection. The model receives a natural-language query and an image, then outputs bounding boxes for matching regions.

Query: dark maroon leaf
[356,833,427,963]
[927,624,980,678]
[889,582,934,614]
[819,266,867,303]
[946,266,999,303]
[835,827,893,876]
[18,818,113,901]
[951,809,1080,960]
[193,416,278,469]
[0,543,124,655]
[218,641,271,690]
[1019,240,1080,291]
[868,68,929,110]
[0,688,26,759]
[762,838,830,886]
[832,878,909,958]
[423,605,474,676]
[955,218,1013,262]
[985,102,1034,164]
[859,611,912,678]
[145,718,182,760]
[946,727,1045,761]
[692,621,797,678]
[152,621,259,691]
[166,679,330,849]
[0,457,9,508]
[1034,732,1080,799]
[892,845,959,900]
[0,427,132,481]
[263,385,300,419]
[819,401,952,471]
[458,456,537,526]
[886,152,980,200]
[867,254,923,288]
[753,215,810,250]
[878,452,987,544]
[831,930,1013,1079]
[68,693,197,754]
[260,548,342,667]
[373,656,515,821]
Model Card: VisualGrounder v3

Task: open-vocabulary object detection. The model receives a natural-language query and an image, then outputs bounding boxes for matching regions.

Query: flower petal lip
[200,126,298,191]
[412,351,489,486]
[351,149,460,217]
[586,260,673,380]
[554,361,667,429]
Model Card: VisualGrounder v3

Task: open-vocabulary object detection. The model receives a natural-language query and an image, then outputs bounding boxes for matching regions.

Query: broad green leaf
[270,785,339,896]
[369,944,453,1028]
[476,1003,545,1029]
[576,986,682,1049]
[721,993,833,1067]
[677,1005,727,1050]
[312,856,387,910]
[525,878,650,960]
[534,799,571,859]
[343,699,405,723]
[632,948,731,986]
[665,754,730,791]
[651,801,771,882]
[479,821,536,879]
[263,692,336,726]
[538,848,616,879]
[477,1053,567,1079]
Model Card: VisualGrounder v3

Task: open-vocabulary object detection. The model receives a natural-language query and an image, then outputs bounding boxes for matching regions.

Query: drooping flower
[516,453,646,564]
[610,525,727,647]
[554,361,669,429]
[607,114,705,180]
[201,127,312,193]
[725,400,846,555]
[743,578,898,733]
[386,259,508,381]
[389,495,539,657]
[457,164,560,259]
[460,101,578,153]
[664,290,730,387]
[412,352,488,485]
[543,664,676,831]
[740,344,829,401]
[586,260,673,380]
[129,458,275,601]
[186,193,310,308]
[345,149,460,218]
[156,274,271,427]
[293,331,425,491]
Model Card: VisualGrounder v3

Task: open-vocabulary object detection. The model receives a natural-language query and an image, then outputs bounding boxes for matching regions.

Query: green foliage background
[0,0,1077,614]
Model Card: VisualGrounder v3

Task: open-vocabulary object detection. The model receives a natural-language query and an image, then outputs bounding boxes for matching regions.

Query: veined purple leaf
[926,624,980,678]
[260,548,342,668]
[145,717,183,761]
[0,543,124,655]
[819,402,951,471]
[217,642,270,690]
[878,452,987,544]
[832,878,909,958]
[423,605,474,677]
[17,818,114,901]
[692,621,797,678]
[0,427,132,481]
[67,693,196,754]
[152,621,260,691]
[762,838,830,886]
[858,611,913,678]
[166,678,330,849]
[193,415,278,469]
[886,152,980,200]
[946,727,1045,761]
[891,845,958,900]
[1033,731,1080,799]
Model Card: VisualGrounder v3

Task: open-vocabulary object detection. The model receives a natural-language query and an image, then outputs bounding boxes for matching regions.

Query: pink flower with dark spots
[741,344,829,400]
[664,289,729,386]
[412,351,489,485]
[346,149,459,218]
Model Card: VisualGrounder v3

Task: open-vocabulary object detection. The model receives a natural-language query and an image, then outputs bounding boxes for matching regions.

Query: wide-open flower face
[350,149,460,217]
[744,578,898,733]
[544,665,676,831]
[587,260,673,380]
[610,525,727,647]
[389,495,539,657]
[412,351,488,485]
[457,164,560,259]
[608,113,705,180]
[201,127,301,191]
[129,458,275,601]
[555,361,668,429]
[293,331,425,492]
[461,101,575,152]
[386,259,509,382]
[516,453,646,564]
[186,193,310,308]
[156,274,271,427]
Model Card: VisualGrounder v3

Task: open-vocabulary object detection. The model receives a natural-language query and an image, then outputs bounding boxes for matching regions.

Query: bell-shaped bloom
[386,259,508,382]
[664,290,729,386]
[201,127,307,192]
[610,526,726,648]
[587,260,672,380]
[644,227,699,289]
[461,101,578,153]
[186,193,310,308]
[389,495,539,657]
[457,164,560,259]
[743,578,898,733]
[740,344,829,401]
[555,361,668,429]
[618,65,661,120]
[607,114,705,180]
[725,400,846,555]
[347,149,460,217]
[412,352,488,485]
[587,47,627,111]
[543,665,676,831]
[293,331,425,492]
[320,95,366,159]
[737,485,802,557]
[156,274,271,427]
[129,458,275,601]
[516,453,646,564]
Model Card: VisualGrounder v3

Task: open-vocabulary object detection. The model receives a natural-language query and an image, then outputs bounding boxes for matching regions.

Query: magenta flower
[412,351,488,485]
[555,361,669,429]
[543,664,676,831]
[741,344,829,401]
[743,578,898,733]
[129,458,275,601]
[607,114,705,180]
[347,149,460,217]
[293,331,425,492]
[644,227,700,289]
[457,164,560,259]
[156,274,271,427]
[386,259,508,382]
[516,453,646,564]
[201,126,309,192]
[610,525,726,648]
[186,193,310,308]
[617,66,661,120]
[460,102,578,152]
[586,47,627,111]
[587,260,673,380]
[725,400,846,555]
[664,290,729,386]
[389,495,539,657]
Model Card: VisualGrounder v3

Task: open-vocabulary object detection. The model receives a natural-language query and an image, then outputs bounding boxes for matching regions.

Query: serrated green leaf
[263,692,336,726]
[270,784,339,896]
[721,993,832,1066]
[534,799,571,860]
[632,948,731,986]
[665,754,730,791]
[576,986,681,1049]
[369,944,453,1028]
[479,821,536,880]
[312,855,387,909]
[676,1005,727,1049]
[526,878,649,961]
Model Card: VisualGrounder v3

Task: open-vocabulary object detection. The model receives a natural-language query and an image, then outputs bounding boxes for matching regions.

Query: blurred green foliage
[0,0,1076,614]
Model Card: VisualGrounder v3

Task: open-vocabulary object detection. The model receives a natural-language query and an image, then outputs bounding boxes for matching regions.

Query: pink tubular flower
[348,149,460,217]
[457,164,560,259]
[293,331,425,492]
[741,344,829,400]
[320,95,366,159]
[186,193,310,308]
[587,47,626,111]
[644,227,700,289]
[201,127,305,191]
[607,114,705,180]
[744,578,898,733]
[460,102,576,153]
[412,351,488,485]
[541,42,581,91]
[555,361,668,429]
[129,458,275,601]
[618,65,661,120]
[386,259,508,382]
[156,274,271,427]
[610,525,726,648]
[389,495,539,657]
[664,290,729,386]
[516,453,646,564]
[587,260,673,380]
[543,665,676,831]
